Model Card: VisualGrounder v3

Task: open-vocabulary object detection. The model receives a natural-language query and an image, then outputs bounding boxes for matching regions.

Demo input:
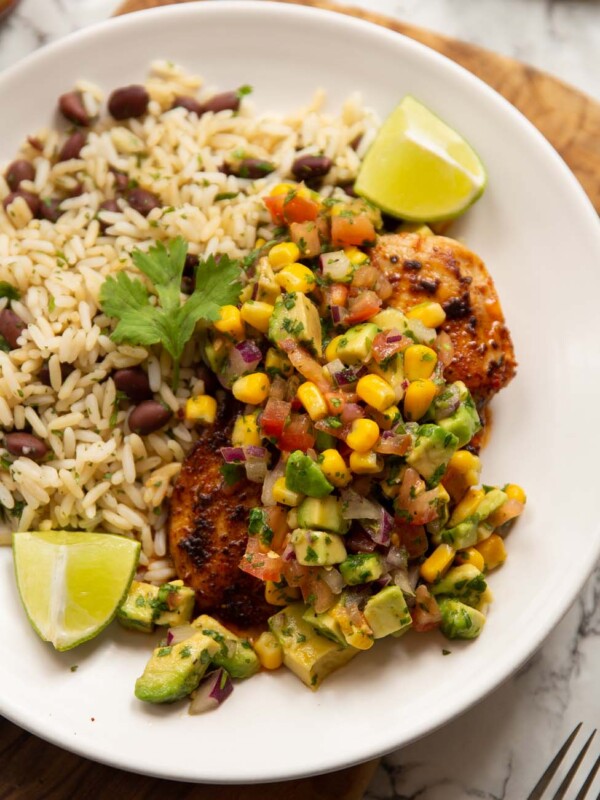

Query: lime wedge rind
[354,95,487,223]
[13,531,140,652]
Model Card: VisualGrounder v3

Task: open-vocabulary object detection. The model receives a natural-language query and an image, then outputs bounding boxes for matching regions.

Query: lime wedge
[355,95,487,222]
[13,530,140,651]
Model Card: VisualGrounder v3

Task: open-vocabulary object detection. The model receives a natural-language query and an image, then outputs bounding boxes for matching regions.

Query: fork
[527,723,600,800]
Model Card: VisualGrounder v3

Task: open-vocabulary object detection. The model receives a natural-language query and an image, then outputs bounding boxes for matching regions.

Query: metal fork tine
[573,752,600,800]
[526,723,583,800]
[552,730,597,800]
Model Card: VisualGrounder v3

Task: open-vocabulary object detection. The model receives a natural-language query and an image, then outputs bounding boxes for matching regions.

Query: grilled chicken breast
[168,406,273,629]
[371,232,516,406]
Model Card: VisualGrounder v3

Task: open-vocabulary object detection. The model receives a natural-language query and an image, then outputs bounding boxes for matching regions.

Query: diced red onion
[361,507,393,545]
[374,574,393,589]
[237,339,262,364]
[281,542,296,562]
[320,566,344,595]
[166,624,197,646]
[220,446,245,463]
[269,375,287,400]
[375,432,412,456]
[261,458,285,506]
[189,668,233,715]
[331,305,349,325]
[392,568,415,596]
[245,446,267,459]
[385,330,405,343]
[386,544,408,569]
[340,489,381,520]
[245,459,268,483]
[408,566,420,589]
[320,250,352,282]
[341,403,364,424]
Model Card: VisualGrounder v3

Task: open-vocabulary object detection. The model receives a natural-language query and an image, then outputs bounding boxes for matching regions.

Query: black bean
[97,198,120,231]
[128,400,172,435]
[38,361,74,386]
[58,130,86,162]
[172,95,204,116]
[111,170,129,193]
[3,190,40,218]
[339,182,358,198]
[5,160,35,191]
[183,253,199,276]
[235,158,275,179]
[0,308,26,349]
[108,85,149,120]
[127,187,161,217]
[113,368,152,403]
[39,197,63,223]
[292,154,333,181]
[58,91,92,126]
[201,91,240,114]
[5,433,48,461]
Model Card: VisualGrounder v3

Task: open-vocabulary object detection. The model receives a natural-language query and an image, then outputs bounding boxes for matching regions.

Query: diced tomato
[282,558,311,588]
[341,402,364,424]
[314,418,346,441]
[371,331,412,364]
[331,212,377,248]
[260,397,291,438]
[351,264,380,289]
[278,413,315,453]
[346,290,382,324]
[264,506,289,553]
[344,528,378,553]
[239,536,283,582]
[280,339,332,393]
[290,221,322,257]
[375,433,412,456]
[300,570,336,613]
[411,585,442,632]
[487,497,524,529]
[264,193,320,225]
[326,283,349,308]
[396,467,442,525]
[324,391,346,416]
[396,522,428,559]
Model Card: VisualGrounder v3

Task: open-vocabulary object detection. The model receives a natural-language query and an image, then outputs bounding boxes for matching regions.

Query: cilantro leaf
[99,237,242,389]
[0,282,20,303]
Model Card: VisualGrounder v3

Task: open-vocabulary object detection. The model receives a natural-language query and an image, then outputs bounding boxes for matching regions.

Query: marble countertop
[1,2,599,799]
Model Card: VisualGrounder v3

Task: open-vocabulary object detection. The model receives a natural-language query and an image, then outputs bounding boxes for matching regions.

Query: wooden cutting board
[2,2,599,799]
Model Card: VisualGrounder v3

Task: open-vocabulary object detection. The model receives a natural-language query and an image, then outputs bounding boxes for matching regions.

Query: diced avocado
[269,604,359,689]
[302,605,347,646]
[255,259,281,305]
[265,578,301,606]
[297,496,349,534]
[134,632,219,703]
[406,424,459,487]
[339,553,384,586]
[268,292,322,356]
[315,429,337,451]
[430,564,487,608]
[329,592,375,649]
[363,586,413,638]
[371,308,435,345]
[248,507,276,549]
[285,450,333,498]
[438,488,507,549]
[117,580,159,632]
[192,614,260,679]
[291,528,347,566]
[265,347,293,378]
[331,323,379,365]
[153,580,195,627]
[438,598,486,640]
[435,382,481,448]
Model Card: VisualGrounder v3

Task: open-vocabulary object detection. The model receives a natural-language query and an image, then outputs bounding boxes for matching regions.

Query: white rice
[0,60,378,581]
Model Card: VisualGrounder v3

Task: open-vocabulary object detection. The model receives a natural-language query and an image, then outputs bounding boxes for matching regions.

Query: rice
[0,61,378,581]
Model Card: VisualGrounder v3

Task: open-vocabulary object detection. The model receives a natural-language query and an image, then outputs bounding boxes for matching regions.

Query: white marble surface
[1,2,599,798]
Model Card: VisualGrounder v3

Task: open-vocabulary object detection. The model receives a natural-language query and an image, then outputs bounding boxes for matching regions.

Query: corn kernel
[443,450,482,503]
[185,395,217,424]
[275,263,316,293]
[346,418,380,452]
[265,347,293,378]
[231,373,271,405]
[270,182,296,197]
[454,547,485,572]
[287,508,298,529]
[505,483,527,505]
[404,345,438,381]
[450,487,485,526]
[356,374,396,412]
[231,413,261,448]
[273,476,303,506]
[475,533,507,571]
[214,304,245,340]
[381,405,402,429]
[264,580,301,606]
[319,449,352,488]
[297,381,328,421]
[330,607,374,650]
[325,335,344,362]
[255,237,266,249]
[268,241,301,270]
[343,246,368,266]
[253,631,283,670]
[349,449,383,474]
[240,300,274,333]
[406,301,446,328]
[420,543,456,583]
[403,378,437,421]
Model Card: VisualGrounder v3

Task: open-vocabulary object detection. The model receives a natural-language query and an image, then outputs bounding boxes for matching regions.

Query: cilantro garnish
[99,237,242,388]
[0,282,20,303]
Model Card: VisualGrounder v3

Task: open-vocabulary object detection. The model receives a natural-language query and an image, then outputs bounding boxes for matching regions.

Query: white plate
[1,0,599,784]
